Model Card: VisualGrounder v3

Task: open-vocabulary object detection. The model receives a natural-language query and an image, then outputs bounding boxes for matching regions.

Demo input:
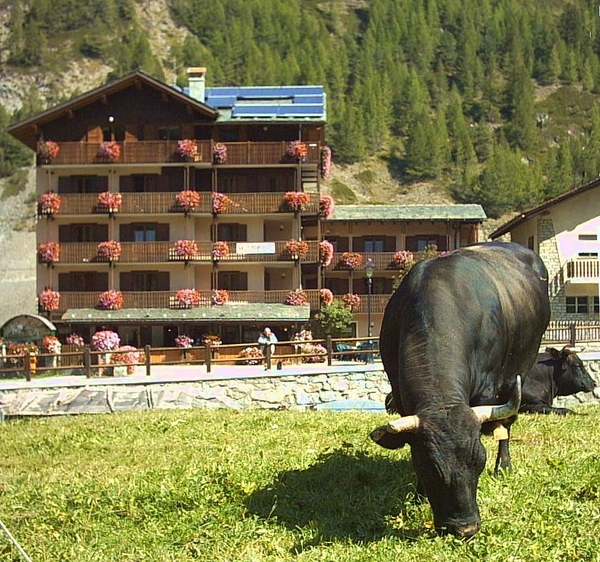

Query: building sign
[0,314,56,342]
[236,242,276,254]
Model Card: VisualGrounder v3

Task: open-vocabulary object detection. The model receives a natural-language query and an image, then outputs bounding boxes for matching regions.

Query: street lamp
[365,258,375,364]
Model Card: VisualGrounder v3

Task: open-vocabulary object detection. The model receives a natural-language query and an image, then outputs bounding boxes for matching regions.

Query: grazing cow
[520,346,596,415]
[371,241,550,538]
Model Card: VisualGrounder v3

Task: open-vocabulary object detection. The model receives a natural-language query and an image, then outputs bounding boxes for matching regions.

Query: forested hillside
[1,0,600,218]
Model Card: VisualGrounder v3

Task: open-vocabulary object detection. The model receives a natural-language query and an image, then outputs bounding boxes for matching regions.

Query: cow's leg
[493,424,512,475]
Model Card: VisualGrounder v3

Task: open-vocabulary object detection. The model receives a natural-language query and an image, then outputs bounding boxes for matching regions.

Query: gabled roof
[201,85,326,123]
[327,204,486,222]
[490,177,600,239]
[7,70,218,147]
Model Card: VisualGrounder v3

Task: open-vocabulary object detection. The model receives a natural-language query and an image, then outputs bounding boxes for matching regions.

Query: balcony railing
[325,251,432,272]
[53,240,321,264]
[44,290,394,315]
[565,259,599,281]
[43,141,321,167]
[45,191,320,216]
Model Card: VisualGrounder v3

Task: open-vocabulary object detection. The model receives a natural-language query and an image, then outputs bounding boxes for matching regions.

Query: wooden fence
[542,320,600,346]
[0,336,380,382]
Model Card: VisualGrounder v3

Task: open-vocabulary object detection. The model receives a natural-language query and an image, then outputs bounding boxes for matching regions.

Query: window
[131,272,159,292]
[102,126,125,142]
[566,296,589,314]
[134,225,157,242]
[578,234,597,241]
[417,237,439,251]
[595,297,599,314]
[217,271,248,291]
[217,223,247,242]
[364,238,384,253]
[158,126,181,140]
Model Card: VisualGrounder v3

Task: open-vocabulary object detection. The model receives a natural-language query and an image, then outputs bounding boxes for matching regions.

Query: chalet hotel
[7,68,485,347]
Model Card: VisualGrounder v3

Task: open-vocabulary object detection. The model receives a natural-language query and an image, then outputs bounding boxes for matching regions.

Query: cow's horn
[471,375,522,424]
[387,415,420,433]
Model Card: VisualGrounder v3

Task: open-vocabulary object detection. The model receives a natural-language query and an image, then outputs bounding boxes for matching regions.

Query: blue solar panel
[278,105,323,116]
[232,106,279,117]
[292,95,324,104]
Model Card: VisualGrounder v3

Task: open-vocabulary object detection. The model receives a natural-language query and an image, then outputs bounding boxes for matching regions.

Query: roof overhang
[7,70,219,149]
[61,304,311,324]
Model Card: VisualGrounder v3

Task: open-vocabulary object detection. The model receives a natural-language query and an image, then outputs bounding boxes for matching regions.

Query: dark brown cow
[371,241,550,538]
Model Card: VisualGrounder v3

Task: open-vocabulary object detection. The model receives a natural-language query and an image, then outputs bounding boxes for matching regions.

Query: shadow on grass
[245,444,431,550]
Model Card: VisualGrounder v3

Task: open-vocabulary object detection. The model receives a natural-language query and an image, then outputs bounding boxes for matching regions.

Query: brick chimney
[187,67,206,103]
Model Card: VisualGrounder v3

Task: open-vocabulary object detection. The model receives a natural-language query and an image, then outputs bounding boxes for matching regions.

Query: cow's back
[380,241,550,414]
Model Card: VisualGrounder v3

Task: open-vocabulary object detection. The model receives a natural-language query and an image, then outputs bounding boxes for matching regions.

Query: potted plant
[212,289,229,306]
[342,293,361,311]
[38,242,60,264]
[203,334,222,346]
[320,146,332,178]
[112,345,143,374]
[285,288,308,306]
[340,251,364,270]
[97,240,122,262]
[98,141,121,161]
[176,190,201,213]
[38,191,62,216]
[285,239,309,260]
[319,240,334,267]
[98,289,124,310]
[212,241,230,261]
[175,334,194,348]
[286,140,308,161]
[283,191,310,212]
[177,139,199,161]
[37,140,60,164]
[39,288,60,312]
[97,191,123,214]
[237,346,262,365]
[175,288,201,308]
[91,330,121,352]
[213,143,227,164]
[66,333,85,347]
[319,194,334,219]
[172,239,199,261]
[212,192,236,214]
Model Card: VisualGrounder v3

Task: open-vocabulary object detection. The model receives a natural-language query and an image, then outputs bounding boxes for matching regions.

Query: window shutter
[437,235,448,252]
[58,273,72,291]
[119,273,133,292]
[95,273,108,291]
[119,224,135,242]
[157,223,170,241]
[405,236,417,252]
[353,237,365,252]
[96,224,109,241]
[59,225,72,243]
[337,237,349,252]
[157,272,170,291]
[385,236,396,252]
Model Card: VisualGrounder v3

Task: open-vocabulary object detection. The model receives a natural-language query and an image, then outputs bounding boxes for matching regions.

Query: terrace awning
[61,304,311,324]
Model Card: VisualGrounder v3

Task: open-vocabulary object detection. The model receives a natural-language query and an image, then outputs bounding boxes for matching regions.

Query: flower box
[177,139,199,160]
[342,293,361,311]
[393,250,415,270]
[212,192,236,214]
[286,140,308,161]
[319,288,334,307]
[38,191,61,215]
[175,288,201,308]
[285,289,308,306]
[176,190,201,212]
[340,252,363,270]
[283,191,310,212]
[66,333,85,347]
[38,242,60,264]
[319,240,334,266]
[175,334,194,348]
[98,290,124,310]
[212,241,230,261]
[37,140,60,163]
[97,191,122,213]
[285,239,309,260]
[98,141,121,161]
[238,346,262,365]
[97,240,122,262]
[213,143,228,164]
[42,335,61,354]
[39,289,60,312]
[172,239,199,261]
[212,289,229,306]
[319,194,334,219]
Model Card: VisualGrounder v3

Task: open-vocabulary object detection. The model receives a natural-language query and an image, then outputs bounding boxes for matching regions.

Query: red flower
[172,239,199,261]
[212,241,230,261]
[285,289,308,306]
[176,190,201,212]
[97,191,122,213]
[98,141,121,161]
[38,242,60,264]
[97,240,122,261]
[284,191,310,212]
[319,194,334,219]
[177,139,198,159]
[342,293,361,311]
[98,290,124,310]
[319,240,334,266]
[175,289,201,308]
[38,191,61,215]
[39,289,60,312]
[340,252,363,270]
[285,239,309,260]
[212,289,229,306]
[319,288,334,307]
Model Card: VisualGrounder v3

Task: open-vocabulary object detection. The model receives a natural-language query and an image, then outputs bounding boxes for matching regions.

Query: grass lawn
[1,406,599,561]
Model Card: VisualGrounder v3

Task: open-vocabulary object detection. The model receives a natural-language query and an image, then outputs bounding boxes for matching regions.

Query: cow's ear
[370,426,411,449]
[546,347,560,359]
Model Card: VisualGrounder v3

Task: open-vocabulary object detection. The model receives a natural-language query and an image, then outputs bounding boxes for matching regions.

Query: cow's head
[371,378,521,538]
[548,346,596,396]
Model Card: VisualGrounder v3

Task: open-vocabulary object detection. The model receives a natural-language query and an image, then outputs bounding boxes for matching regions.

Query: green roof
[62,304,310,324]
[328,204,486,221]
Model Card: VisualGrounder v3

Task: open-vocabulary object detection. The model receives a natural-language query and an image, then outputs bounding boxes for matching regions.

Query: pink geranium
[98,290,124,310]
[319,288,334,307]
[39,289,60,312]
[285,289,308,306]
[319,240,334,266]
[38,191,62,215]
[38,242,60,264]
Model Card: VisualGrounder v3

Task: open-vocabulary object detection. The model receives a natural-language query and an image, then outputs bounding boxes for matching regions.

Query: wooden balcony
[43,140,321,167]
[53,240,321,264]
[44,290,392,316]
[565,259,599,281]
[325,251,431,272]
[46,191,320,216]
